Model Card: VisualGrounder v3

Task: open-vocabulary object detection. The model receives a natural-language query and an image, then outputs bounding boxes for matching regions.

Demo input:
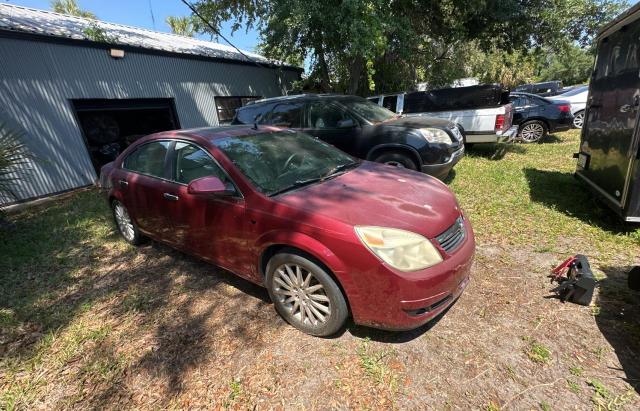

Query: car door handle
[119,179,128,188]
[163,193,179,201]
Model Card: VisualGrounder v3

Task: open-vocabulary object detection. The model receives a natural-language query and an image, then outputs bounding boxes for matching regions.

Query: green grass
[356,337,397,386]
[522,336,552,364]
[449,131,640,258]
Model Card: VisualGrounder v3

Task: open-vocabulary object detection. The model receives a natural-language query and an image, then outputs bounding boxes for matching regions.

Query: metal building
[0,3,301,204]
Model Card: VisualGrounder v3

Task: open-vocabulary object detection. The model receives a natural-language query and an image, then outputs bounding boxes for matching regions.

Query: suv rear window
[234,103,274,125]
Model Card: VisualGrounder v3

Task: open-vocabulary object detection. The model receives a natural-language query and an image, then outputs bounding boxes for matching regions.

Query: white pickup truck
[368,85,518,144]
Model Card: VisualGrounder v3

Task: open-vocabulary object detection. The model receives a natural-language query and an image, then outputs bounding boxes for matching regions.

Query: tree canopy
[166,16,196,37]
[50,0,95,19]
[191,0,628,93]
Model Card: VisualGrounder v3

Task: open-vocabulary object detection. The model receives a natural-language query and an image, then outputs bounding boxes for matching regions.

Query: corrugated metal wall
[0,36,300,203]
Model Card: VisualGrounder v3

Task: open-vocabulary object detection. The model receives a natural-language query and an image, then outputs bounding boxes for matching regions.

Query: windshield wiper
[268,162,360,197]
[322,161,361,179]
[268,177,324,196]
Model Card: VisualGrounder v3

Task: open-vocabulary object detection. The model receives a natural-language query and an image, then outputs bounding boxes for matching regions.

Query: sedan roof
[154,125,285,143]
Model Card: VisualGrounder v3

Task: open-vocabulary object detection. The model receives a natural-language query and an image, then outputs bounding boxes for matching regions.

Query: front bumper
[421,145,465,179]
[349,217,476,331]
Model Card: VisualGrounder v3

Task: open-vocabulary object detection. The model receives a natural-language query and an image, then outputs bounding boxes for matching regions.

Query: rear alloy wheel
[266,251,348,336]
[518,120,547,143]
[373,151,418,170]
[573,110,585,129]
[112,200,142,245]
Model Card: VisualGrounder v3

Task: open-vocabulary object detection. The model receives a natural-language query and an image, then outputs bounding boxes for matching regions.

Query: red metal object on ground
[550,255,596,306]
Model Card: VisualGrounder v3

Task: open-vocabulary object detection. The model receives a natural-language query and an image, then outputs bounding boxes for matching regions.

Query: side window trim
[167,139,244,198]
[121,140,173,181]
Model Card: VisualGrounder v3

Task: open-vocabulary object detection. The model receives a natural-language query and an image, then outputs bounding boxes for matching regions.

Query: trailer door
[580,21,640,205]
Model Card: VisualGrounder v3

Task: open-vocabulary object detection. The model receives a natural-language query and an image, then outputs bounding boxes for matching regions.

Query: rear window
[234,103,274,125]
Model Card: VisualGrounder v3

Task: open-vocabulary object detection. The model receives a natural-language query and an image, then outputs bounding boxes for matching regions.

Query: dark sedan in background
[509,92,574,142]
[232,94,465,180]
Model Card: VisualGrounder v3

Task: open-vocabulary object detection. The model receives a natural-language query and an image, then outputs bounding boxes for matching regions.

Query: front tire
[572,110,585,129]
[112,200,143,245]
[373,151,418,170]
[266,251,348,336]
[518,120,547,143]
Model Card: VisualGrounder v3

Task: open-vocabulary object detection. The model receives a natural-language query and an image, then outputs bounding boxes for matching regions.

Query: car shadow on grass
[539,133,563,144]
[0,193,277,407]
[523,168,637,233]
[595,265,640,394]
[466,143,526,161]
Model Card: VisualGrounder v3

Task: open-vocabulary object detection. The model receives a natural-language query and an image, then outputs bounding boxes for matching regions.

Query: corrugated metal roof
[0,3,297,69]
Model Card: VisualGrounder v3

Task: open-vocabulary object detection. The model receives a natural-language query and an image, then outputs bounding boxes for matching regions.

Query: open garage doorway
[72,98,180,173]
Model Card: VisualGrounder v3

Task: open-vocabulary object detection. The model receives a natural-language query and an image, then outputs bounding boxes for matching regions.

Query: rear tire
[373,151,418,170]
[111,200,143,245]
[266,251,348,336]
[518,120,547,143]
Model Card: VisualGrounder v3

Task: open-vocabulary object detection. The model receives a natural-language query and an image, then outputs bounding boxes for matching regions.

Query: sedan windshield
[338,97,397,123]
[214,131,360,196]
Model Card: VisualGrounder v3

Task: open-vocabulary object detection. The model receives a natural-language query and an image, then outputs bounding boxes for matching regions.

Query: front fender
[255,230,348,275]
[254,230,362,311]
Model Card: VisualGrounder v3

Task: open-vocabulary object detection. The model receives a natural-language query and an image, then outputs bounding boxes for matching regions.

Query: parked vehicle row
[98,83,583,336]
[368,84,518,145]
[232,94,465,180]
[100,125,475,336]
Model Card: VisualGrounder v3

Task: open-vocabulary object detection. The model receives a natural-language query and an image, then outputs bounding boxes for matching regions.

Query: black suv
[232,94,465,179]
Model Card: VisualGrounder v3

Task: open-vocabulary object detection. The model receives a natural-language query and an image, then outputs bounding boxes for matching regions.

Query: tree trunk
[347,55,364,95]
[315,42,331,92]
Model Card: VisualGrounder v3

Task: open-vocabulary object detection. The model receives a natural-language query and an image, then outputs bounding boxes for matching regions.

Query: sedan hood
[274,162,461,238]
[381,116,453,129]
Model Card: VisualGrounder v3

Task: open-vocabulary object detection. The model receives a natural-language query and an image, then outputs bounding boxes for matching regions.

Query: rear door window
[307,102,354,129]
[234,103,274,125]
[123,141,170,178]
[263,102,303,128]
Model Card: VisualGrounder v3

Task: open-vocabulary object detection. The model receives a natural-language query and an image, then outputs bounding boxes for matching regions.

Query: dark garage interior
[72,98,180,172]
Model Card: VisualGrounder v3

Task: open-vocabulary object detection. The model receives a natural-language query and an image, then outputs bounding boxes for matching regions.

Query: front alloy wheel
[266,251,348,336]
[518,121,546,143]
[573,111,584,129]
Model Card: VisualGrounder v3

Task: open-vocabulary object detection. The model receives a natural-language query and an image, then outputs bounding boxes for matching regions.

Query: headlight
[419,128,453,144]
[354,226,443,271]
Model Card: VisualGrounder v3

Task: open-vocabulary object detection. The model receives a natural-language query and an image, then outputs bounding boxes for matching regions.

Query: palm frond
[0,118,34,204]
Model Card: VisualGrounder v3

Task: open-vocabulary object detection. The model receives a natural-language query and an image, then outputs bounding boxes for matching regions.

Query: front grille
[436,216,465,254]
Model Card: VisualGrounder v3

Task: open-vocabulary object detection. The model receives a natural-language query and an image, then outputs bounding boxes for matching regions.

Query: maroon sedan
[100,126,475,336]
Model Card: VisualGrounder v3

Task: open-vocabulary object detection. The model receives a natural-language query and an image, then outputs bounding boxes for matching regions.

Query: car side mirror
[337,118,356,128]
[188,176,235,196]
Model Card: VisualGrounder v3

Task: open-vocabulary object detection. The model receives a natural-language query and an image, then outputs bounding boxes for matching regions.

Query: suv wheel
[373,151,418,170]
[518,120,547,143]
[266,251,348,336]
